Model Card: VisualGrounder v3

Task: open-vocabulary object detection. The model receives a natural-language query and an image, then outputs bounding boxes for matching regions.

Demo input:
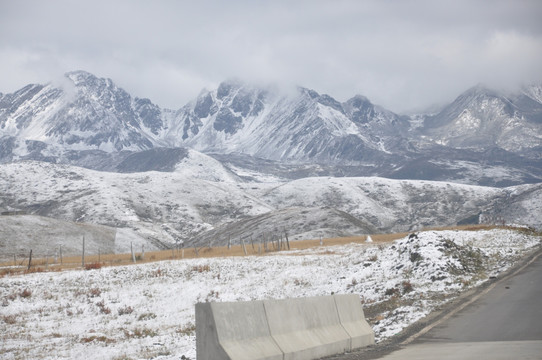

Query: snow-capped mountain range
[2,70,541,186]
[1,71,542,253]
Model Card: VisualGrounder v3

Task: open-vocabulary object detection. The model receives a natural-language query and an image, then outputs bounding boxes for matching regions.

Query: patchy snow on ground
[0,228,540,359]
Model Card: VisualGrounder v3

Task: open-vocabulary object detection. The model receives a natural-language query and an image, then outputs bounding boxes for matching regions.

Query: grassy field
[0,224,507,276]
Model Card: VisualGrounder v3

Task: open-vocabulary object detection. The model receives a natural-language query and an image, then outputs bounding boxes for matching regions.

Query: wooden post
[141,245,145,261]
[194,246,199,257]
[27,249,32,270]
[241,237,247,256]
[285,231,290,250]
[14,254,16,267]
[60,245,63,265]
[228,237,231,250]
[320,235,323,246]
[131,242,136,263]
[82,236,85,268]
[98,249,101,263]
[46,254,49,269]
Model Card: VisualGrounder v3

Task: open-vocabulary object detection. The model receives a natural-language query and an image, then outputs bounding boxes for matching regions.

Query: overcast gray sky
[1,0,541,113]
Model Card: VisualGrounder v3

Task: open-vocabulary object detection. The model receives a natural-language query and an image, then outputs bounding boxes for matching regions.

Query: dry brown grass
[0,224,521,275]
[424,224,501,232]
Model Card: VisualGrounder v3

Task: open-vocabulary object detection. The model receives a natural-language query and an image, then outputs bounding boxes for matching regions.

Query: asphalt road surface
[378,251,542,359]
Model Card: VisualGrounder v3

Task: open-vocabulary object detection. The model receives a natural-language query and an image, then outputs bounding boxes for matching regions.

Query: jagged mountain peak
[0,70,169,155]
[64,70,123,98]
[63,70,118,92]
[65,69,97,82]
[345,94,371,105]
[424,84,511,128]
[216,78,245,98]
[420,83,542,153]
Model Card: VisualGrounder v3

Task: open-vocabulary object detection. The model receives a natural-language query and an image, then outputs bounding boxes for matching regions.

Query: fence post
[82,236,85,268]
[60,245,63,265]
[27,249,32,270]
[131,242,136,263]
[285,231,290,250]
[241,237,247,255]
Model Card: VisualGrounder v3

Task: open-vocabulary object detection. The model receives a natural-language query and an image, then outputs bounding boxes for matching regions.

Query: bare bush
[176,322,196,336]
[2,314,17,324]
[88,287,101,298]
[137,312,157,321]
[402,280,414,294]
[118,305,134,316]
[96,299,111,315]
[192,264,210,273]
[84,262,103,270]
[19,288,32,298]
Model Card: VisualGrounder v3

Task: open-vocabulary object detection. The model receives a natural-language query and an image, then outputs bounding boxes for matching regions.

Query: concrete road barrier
[196,294,374,360]
[196,300,283,360]
[333,294,375,349]
[264,295,351,360]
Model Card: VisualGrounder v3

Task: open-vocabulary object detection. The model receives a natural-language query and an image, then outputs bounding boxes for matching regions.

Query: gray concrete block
[333,294,375,349]
[196,302,230,360]
[196,294,374,360]
[264,296,351,360]
[196,300,283,360]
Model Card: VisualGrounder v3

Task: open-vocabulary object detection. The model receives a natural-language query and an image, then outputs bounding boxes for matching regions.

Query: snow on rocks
[0,228,540,359]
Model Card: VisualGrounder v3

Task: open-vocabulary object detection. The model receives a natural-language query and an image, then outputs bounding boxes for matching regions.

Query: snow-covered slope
[2,160,540,254]
[246,176,502,231]
[0,158,271,250]
[1,228,539,359]
[0,215,151,261]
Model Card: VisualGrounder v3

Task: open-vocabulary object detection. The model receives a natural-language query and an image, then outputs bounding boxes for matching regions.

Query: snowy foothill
[1,228,540,359]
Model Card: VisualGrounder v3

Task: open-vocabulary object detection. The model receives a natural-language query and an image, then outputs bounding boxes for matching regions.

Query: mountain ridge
[2,158,540,252]
[1,71,542,186]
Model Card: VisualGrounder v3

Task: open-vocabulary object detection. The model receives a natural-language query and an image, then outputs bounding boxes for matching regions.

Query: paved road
[378,251,542,359]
